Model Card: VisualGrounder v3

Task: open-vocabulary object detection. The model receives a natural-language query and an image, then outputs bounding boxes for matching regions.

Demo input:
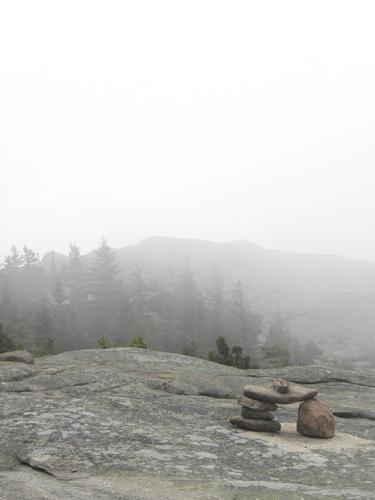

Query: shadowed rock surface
[0,348,375,499]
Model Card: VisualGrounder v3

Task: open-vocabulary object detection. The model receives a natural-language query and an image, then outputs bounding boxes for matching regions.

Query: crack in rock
[334,411,375,421]
[17,454,65,480]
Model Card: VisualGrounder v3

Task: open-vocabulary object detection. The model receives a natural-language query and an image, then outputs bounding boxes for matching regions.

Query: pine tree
[90,238,123,341]
[4,246,24,271]
[126,264,149,340]
[206,264,227,343]
[35,299,52,343]
[1,246,24,325]
[22,245,43,306]
[0,246,44,345]
[175,261,204,349]
[261,311,292,367]
[0,322,18,353]
[52,277,68,345]
[66,243,89,347]
[231,278,261,350]
[208,336,252,368]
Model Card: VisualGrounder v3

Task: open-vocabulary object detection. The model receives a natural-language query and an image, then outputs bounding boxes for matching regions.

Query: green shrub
[182,341,199,357]
[0,323,21,353]
[98,336,112,349]
[97,335,147,349]
[32,339,57,357]
[208,336,255,369]
[261,341,290,368]
[128,336,147,349]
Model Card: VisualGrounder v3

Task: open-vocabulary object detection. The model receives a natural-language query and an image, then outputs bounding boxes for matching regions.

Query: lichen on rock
[0,348,374,499]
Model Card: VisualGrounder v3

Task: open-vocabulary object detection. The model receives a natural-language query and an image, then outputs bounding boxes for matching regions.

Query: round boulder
[297,399,335,438]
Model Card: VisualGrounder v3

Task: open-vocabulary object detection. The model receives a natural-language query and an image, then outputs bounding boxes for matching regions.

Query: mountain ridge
[42,236,375,267]
[40,237,375,358]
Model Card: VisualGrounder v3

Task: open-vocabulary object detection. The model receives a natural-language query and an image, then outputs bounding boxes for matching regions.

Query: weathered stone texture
[230,415,281,432]
[0,350,34,365]
[238,394,277,411]
[273,378,289,393]
[297,399,336,438]
[243,382,318,404]
[0,349,374,499]
[240,407,275,420]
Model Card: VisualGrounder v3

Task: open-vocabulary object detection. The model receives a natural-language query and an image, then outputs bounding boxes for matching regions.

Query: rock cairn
[230,378,335,438]
[231,393,281,432]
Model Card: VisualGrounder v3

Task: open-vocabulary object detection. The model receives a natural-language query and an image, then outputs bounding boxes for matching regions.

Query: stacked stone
[231,393,281,432]
[230,378,322,434]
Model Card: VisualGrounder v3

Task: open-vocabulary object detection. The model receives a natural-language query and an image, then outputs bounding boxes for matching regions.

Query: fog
[1,1,375,262]
[2,5,375,495]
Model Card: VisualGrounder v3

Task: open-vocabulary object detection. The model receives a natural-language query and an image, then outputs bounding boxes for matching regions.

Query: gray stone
[238,394,277,411]
[0,350,34,365]
[240,407,275,420]
[230,415,281,432]
[243,382,318,404]
[273,378,289,393]
[0,348,374,499]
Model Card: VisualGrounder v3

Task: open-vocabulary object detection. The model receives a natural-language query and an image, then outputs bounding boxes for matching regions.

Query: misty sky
[1,1,375,262]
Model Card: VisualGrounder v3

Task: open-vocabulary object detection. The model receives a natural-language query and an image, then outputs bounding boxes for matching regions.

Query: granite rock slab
[0,348,374,499]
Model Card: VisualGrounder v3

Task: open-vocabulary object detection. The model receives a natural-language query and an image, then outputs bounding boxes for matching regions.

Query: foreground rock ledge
[0,348,374,499]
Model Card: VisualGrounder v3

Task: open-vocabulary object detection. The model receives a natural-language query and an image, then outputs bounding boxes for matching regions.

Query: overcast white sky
[1,1,375,261]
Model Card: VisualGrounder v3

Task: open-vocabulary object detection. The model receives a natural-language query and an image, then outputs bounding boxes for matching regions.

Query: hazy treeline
[0,239,320,366]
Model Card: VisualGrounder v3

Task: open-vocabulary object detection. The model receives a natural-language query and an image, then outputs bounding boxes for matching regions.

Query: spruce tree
[66,243,89,347]
[231,278,261,351]
[206,264,227,343]
[90,238,123,341]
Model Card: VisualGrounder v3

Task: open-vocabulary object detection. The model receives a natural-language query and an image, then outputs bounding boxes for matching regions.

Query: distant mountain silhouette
[43,237,375,357]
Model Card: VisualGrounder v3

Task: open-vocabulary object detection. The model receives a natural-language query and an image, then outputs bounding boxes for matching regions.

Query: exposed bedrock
[0,348,374,499]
